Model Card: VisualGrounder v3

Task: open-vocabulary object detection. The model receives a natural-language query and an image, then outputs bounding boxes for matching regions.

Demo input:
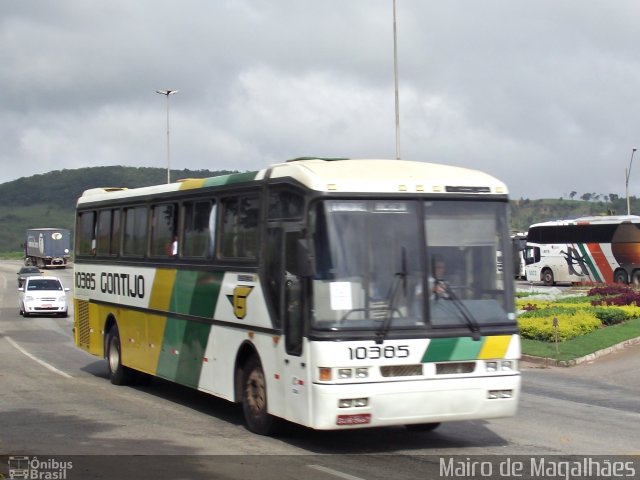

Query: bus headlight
[338,397,369,408]
[319,367,371,382]
[485,360,518,372]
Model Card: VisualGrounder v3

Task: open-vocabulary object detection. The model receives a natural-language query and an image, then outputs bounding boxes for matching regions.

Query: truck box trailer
[24,228,71,268]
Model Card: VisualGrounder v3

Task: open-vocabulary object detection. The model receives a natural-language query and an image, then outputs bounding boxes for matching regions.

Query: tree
[581,193,592,202]
[609,193,619,202]
[570,191,577,200]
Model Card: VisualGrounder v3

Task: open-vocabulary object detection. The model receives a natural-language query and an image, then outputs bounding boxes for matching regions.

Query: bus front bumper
[308,373,521,430]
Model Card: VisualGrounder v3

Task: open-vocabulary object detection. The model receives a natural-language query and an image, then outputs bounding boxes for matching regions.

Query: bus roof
[529,214,640,228]
[77,158,508,205]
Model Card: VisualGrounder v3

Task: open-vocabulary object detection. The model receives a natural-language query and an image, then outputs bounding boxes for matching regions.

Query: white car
[18,276,69,317]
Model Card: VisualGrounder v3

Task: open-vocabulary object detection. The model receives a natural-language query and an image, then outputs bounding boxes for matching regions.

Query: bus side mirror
[286,237,315,277]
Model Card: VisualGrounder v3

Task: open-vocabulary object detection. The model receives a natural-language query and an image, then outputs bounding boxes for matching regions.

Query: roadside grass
[0,252,24,260]
[521,317,640,361]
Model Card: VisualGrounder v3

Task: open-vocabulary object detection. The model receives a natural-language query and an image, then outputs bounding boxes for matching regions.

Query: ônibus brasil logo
[7,456,73,479]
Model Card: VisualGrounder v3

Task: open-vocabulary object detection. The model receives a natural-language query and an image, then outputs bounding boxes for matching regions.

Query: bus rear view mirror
[286,237,315,277]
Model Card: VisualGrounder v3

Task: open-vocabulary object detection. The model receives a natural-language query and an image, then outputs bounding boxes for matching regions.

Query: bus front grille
[380,364,423,377]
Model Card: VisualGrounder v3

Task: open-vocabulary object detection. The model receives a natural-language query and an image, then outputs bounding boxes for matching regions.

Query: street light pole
[392,0,400,160]
[626,147,637,215]
[155,89,179,184]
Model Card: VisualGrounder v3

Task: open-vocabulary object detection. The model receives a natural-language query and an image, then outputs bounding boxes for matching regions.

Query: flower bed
[516,285,639,342]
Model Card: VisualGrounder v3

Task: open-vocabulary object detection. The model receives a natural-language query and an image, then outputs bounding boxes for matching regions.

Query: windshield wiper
[375,248,407,344]
[438,283,481,341]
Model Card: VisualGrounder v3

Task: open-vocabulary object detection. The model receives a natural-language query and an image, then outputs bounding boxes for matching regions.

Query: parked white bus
[73,157,520,435]
[525,215,640,285]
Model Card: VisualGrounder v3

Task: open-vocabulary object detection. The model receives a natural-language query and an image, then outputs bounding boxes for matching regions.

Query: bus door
[266,225,311,425]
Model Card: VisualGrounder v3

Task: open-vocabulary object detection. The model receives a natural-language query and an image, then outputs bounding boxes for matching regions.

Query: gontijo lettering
[75,271,145,298]
[100,272,145,298]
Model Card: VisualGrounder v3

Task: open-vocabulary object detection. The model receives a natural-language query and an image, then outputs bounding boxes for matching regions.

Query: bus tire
[106,324,135,386]
[614,270,628,284]
[241,356,278,435]
[541,268,554,286]
[405,422,441,432]
[633,270,640,285]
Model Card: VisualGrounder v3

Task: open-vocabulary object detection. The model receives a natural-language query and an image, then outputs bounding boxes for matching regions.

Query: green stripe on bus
[157,317,211,388]
[170,270,224,318]
[202,171,258,187]
[577,243,602,283]
[422,337,485,362]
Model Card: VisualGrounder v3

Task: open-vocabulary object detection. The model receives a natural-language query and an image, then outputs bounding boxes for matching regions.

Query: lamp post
[626,147,637,215]
[392,0,400,160]
[155,89,179,184]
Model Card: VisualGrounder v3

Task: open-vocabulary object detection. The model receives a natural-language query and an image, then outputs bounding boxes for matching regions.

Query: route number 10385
[348,345,410,360]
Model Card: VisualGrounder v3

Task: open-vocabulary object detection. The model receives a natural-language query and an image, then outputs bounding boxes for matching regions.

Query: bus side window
[150,203,178,257]
[525,246,540,265]
[184,200,214,258]
[96,209,111,256]
[77,211,97,256]
[123,206,148,257]
[220,195,259,259]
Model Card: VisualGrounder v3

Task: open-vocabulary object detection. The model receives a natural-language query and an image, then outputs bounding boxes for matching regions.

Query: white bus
[525,215,640,285]
[73,158,520,435]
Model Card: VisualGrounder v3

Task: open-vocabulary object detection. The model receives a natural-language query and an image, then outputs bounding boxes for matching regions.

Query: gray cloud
[2,0,640,199]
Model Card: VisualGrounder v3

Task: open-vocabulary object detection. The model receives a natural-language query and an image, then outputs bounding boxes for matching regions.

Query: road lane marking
[4,335,73,378]
[307,464,367,480]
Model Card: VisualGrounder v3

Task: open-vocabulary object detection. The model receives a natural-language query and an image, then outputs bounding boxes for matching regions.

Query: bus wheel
[541,268,554,286]
[405,422,441,432]
[242,356,278,435]
[614,270,628,284]
[106,325,134,386]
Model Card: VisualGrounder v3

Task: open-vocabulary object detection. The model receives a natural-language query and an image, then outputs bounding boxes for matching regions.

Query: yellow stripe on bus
[477,335,512,359]
[144,268,178,374]
[178,178,206,190]
[149,269,177,311]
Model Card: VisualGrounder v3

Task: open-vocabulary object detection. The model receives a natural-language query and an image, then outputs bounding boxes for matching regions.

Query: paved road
[1,261,639,479]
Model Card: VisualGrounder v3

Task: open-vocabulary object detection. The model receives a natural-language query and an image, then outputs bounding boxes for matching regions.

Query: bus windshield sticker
[330,282,353,310]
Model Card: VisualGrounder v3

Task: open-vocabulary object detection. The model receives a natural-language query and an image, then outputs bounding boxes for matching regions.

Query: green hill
[1,166,638,253]
[0,166,235,253]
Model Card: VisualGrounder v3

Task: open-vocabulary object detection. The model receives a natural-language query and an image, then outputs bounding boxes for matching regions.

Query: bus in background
[511,232,527,279]
[524,215,640,286]
[73,158,520,435]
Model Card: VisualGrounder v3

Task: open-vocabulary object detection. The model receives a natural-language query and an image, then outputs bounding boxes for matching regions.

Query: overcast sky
[2,1,640,199]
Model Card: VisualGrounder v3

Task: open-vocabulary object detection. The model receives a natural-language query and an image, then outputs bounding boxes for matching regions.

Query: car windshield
[309,199,515,331]
[27,279,63,291]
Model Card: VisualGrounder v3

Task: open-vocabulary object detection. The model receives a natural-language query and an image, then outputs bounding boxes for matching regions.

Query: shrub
[592,307,630,326]
[588,284,640,307]
[518,312,602,342]
[518,306,579,319]
[587,285,634,297]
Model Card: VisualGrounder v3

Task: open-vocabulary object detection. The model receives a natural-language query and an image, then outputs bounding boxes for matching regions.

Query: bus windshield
[310,199,514,331]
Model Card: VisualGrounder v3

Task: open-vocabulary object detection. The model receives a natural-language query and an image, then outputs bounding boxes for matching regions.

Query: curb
[522,336,640,367]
